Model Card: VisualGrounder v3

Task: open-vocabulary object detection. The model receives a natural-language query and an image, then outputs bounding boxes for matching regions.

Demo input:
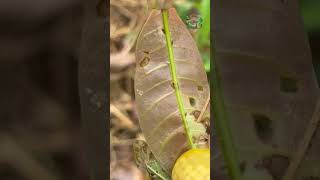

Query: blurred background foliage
[175,0,210,72]
[0,0,318,179]
[109,1,210,179]
[109,0,320,179]
[175,0,320,84]
[300,0,320,85]
[174,0,320,77]
[300,0,320,32]
[0,0,86,179]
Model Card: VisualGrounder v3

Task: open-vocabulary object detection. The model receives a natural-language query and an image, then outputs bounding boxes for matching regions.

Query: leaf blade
[135,8,210,172]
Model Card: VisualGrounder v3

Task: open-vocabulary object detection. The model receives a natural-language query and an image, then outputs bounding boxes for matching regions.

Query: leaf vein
[141,91,175,118]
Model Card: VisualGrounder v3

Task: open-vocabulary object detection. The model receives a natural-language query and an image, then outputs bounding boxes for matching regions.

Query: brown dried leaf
[134,8,209,172]
[213,1,320,179]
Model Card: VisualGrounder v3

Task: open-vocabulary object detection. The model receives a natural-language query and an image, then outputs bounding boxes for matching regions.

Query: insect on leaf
[134,8,210,173]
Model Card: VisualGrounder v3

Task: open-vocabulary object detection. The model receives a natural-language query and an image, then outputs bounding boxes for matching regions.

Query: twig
[110,103,136,129]
[112,138,136,146]
[282,98,320,180]
[196,96,210,123]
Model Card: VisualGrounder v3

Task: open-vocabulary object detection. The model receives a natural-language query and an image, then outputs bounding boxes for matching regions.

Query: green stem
[211,40,243,179]
[162,9,196,149]
[147,164,168,180]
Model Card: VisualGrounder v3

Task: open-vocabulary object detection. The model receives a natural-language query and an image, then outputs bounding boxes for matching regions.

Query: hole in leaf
[239,161,247,174]
[252,113,273,143]
[140,57,150,67]
[280,76,298,93]
[189,97,196,107]
[192,110,201,119]
[197,85,204,91]
[255,155,289,180]
[162,28,165,34]
[171,82,175,89]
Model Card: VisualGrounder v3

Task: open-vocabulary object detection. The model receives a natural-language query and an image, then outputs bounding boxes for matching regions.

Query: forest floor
[110,0,148,179]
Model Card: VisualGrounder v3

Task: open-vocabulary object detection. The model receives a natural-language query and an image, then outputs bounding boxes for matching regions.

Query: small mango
[172,148,210,180]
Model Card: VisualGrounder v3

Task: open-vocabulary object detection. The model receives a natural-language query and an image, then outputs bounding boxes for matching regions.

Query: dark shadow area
[0,1,88,179]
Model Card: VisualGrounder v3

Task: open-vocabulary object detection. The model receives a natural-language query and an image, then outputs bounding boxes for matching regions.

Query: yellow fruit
[172,148,210,180]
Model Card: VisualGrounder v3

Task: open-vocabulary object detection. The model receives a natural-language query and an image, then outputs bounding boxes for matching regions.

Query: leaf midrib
[161,9,196,149]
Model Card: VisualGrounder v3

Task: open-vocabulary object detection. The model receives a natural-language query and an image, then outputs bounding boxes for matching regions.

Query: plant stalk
[211,39,243,179]
[162,9,196,149]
